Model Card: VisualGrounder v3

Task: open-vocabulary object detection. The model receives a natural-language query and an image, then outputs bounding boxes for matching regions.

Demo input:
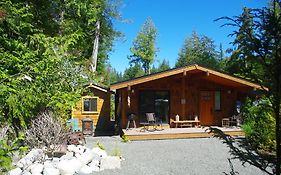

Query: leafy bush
[241,96,275,151]
[0,126,27,172]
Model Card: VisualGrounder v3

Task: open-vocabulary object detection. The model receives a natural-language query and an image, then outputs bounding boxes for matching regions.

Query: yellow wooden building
[71,83,114,134]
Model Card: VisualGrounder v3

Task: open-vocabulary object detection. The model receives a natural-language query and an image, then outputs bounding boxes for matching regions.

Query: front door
[199,91,214,125]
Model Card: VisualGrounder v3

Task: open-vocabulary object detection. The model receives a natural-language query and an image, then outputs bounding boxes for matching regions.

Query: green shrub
[0,132,27,172]
[96,142,105,150]
[111,147,121,157]
[121,135,129,143]
[242,96,275,151]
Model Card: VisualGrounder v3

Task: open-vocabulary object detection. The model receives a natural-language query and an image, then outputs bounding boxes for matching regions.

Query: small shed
[71,83,114,134]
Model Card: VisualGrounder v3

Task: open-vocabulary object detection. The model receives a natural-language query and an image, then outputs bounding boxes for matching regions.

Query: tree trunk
[89,21,100,72]
[275,103,281,175]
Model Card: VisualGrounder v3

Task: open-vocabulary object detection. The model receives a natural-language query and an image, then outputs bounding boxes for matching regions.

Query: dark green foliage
[218,1,281,173]
[241,97,275,151]
[123,63,145,81]
[107,64,123,84]
[0,129,27,172]
[151,59,170,73]
[175,31,221,69]
[0,0,120,129]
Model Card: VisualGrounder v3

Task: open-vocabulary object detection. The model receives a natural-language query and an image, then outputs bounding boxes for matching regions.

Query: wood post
[181,71,187,119]
[121,89,128,128]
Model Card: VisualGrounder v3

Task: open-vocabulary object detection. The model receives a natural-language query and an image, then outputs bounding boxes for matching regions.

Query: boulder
[100,156,121,170]
[78,149,98,165]
[60,151,74,160]
[17,149,44,169]
[21,171,32,175]
[67,145,76,152]
[88,159,99,167]
[78,165,93,175]
[57,158,82,175]
[8,168,22,175]
[92,147,107,158]
[30,163,44,174]
[43,167,60,175]
[88,161,100,172]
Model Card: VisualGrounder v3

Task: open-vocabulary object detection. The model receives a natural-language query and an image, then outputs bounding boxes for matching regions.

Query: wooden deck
[122,126,244,141]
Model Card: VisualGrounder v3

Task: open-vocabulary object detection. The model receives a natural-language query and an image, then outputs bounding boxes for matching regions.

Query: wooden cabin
[71,83,114,133]
[110,64,263,129]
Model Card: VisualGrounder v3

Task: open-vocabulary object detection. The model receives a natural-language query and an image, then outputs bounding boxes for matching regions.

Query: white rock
[88,161,100,172]
[92,147,107,158]
[88,159,99,167]
[43,161,54,169]
[8,168,22,175]
[67,145,76,152]
[16,162,24,168]
[57,160,75,175]
[17,149,44,169]
[90,165,100,172]
[100,156,121,170]
[78,165,93,175]
[21,171,32,175]
[30,163,44,174]
[57,158,82,175]
[76,145,85,154]
[78,149,97,165]
[43,167,60,175]
[60,152,74,160]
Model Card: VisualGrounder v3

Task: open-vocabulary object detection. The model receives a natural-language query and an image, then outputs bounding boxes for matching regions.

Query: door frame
[199,91,214,126]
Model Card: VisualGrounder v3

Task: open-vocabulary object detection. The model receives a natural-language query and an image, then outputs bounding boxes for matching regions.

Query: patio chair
[229,113,242,126]
[145,113,157,131]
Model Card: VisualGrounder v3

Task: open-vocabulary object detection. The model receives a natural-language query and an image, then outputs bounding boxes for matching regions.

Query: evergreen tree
[123,64,145,80]
[175,31,220,69]
[151,59,170,73]
[218,1,281,173]
[128,17,157,74]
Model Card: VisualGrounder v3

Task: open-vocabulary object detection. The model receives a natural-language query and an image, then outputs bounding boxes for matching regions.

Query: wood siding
[72,87,112,132]
[117,72,250,129]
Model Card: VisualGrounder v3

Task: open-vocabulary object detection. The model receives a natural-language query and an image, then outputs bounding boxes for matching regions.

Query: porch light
[181,98,186,104]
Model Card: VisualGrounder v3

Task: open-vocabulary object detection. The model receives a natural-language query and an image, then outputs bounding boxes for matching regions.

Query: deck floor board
[123,126,244,141]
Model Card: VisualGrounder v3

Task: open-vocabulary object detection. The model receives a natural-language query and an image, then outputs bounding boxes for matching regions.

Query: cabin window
[82,97,98,113]
[215,91,221,111]
[139,90,170,123]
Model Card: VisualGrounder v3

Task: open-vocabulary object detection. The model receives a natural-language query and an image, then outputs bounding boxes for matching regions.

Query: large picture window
[82,97,98,113]
[139,91,170,123]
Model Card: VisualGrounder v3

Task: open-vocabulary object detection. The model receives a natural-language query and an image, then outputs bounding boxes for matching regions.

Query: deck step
[122,128,244,141]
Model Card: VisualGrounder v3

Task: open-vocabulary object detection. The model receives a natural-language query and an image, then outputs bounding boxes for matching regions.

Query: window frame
[82,96,99,114]
[214,91,221,111]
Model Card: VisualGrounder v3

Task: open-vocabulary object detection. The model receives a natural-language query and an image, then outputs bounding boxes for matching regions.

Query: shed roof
[110,64,264,90]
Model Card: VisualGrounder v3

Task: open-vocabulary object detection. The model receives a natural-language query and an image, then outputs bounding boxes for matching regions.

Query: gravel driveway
[86,136,272,175]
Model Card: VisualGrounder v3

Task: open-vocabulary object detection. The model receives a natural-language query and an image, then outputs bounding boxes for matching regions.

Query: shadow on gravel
[208,127,275,175]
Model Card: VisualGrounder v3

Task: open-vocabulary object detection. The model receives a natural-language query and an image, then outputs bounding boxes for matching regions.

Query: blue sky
[109,0,267,73]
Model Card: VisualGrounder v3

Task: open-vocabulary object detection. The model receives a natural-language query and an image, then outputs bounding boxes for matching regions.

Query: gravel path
[86,136,272,175]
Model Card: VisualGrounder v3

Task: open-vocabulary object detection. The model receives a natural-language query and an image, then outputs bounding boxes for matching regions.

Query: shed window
[215,91,221,111]
[82,97,98,113]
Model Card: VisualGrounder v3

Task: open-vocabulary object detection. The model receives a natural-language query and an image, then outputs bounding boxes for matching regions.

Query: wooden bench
[171,119,200,128]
